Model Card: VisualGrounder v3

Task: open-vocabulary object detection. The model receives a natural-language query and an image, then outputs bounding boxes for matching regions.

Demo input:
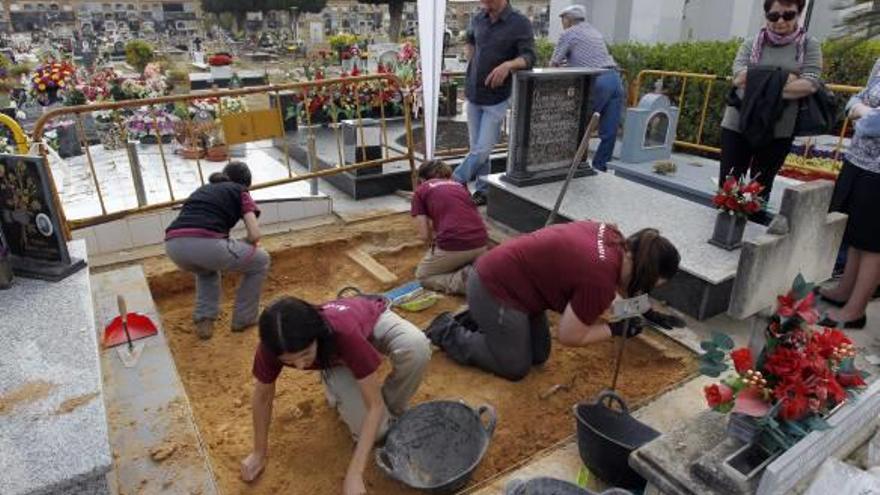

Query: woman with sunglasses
[719,0,821,221]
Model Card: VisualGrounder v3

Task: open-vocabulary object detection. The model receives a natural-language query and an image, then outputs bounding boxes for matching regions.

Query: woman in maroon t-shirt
[427,222,679,381]
[411,160,489,295]
[240,296,431,495]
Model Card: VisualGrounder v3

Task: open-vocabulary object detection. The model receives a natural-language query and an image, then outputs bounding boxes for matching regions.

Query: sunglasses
[766,10,798,22]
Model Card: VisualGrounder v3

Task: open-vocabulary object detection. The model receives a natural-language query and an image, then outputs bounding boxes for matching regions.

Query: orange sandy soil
[146,214,697,495]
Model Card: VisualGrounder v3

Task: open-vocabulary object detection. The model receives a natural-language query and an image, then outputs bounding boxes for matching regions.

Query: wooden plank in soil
[346,247,399,285]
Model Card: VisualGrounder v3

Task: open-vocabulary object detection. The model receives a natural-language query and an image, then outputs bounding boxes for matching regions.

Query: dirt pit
[148,214,697,494]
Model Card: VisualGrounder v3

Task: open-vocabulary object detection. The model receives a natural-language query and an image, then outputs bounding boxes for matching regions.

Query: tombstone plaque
[502,68,602,187]
[620,93,681,163]
[0,154,86,280]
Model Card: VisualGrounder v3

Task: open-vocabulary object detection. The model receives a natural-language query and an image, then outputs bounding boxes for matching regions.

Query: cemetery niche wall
[620,93,681,163]
[0,154,85,280]
[502,68,603,187]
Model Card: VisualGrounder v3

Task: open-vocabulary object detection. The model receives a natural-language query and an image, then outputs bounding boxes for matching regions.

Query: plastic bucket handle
[477,404,498,437]
[595,390,629,414]
[375,447,395,477]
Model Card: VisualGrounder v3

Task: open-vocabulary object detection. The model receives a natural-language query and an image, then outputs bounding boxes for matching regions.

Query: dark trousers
[440,273,551,381]
[719,128,794,202]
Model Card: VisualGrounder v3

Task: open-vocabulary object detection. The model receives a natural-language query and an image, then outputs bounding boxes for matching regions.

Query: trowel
[112,295,145,368]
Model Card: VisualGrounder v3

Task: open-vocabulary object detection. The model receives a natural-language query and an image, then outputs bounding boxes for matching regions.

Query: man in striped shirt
[551,5,624,171]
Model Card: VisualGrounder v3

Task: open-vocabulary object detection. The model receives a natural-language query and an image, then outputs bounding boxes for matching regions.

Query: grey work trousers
[322,310,432,439]
[165,237,271,328]
[439,272,551,381]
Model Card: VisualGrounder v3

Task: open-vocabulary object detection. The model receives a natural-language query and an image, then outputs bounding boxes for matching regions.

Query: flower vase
[727,413,763,444]
[709,212,747,250]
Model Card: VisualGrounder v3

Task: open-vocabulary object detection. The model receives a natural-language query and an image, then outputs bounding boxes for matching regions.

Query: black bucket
[574,391,660,490]
[376,400,496,493]
[504,477,594,495]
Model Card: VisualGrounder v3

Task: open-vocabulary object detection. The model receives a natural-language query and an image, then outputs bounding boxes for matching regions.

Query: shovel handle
[117,295,127,322]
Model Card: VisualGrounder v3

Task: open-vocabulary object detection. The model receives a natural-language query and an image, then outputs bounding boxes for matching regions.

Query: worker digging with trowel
[411,159,489,295]
[426,222,681,381]
[164,161,270,339]
[240,294,431,495]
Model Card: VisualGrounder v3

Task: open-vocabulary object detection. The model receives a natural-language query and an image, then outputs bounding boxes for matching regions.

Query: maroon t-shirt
[411,179,488,251]
[476,221,624,325]
[252,296,387,384]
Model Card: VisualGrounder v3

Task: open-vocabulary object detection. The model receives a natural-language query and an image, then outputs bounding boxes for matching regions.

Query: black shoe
[813,287,846,308]
[818,315,867,330]
[425,312,456,347]
[453,309,481,333]
[471,191,487,206]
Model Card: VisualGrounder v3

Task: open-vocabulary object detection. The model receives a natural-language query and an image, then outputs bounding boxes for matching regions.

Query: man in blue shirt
[454,0,536,206]
[551,5,624,171]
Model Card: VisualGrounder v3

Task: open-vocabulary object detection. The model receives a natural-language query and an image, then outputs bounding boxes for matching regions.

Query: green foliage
[698,331,734,377]
[535,38,555,67]
[328,33,359,52]
[608,38,880,149]
[125,40,155,74]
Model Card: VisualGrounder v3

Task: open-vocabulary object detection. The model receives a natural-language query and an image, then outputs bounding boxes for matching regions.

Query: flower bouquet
[126,107,178,144]
[709,175,765,250]
[30,60,76,106]
[701,275,867,454]
[208,53,234,80]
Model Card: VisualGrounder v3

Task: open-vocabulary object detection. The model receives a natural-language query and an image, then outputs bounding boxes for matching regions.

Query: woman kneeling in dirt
[164,161,270,339]
[427,222,680,381]
[411,160,489,295]
[241,295,432,494]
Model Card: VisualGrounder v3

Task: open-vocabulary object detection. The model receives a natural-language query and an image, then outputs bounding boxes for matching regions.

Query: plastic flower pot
[709,212,747,251]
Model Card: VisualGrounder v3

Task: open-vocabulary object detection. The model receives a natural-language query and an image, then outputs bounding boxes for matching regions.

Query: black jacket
[166,182,246,235]
[735,66,790,148]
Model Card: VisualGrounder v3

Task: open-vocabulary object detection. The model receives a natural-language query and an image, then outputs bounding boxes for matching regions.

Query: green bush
[125,40,155,74]
[535,38,555,67]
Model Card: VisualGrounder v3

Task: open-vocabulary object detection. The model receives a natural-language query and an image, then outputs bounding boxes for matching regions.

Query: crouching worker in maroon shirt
[164,161,270,339]
[411,160,489,295]
[241,296,431,495]
[427,222,679,381]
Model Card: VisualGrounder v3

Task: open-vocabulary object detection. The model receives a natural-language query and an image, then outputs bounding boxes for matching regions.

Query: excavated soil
[148,214,696,495]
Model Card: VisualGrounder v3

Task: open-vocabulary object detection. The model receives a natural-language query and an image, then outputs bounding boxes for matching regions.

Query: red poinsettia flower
[704,383,734,409]
[731,348,754,374]
[764,347,803,377]
[774,377,811,421]
[777,291,818,324]
[810,328,851,359]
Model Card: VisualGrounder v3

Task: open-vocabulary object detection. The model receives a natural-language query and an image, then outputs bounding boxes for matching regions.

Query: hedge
[532,37,880,150]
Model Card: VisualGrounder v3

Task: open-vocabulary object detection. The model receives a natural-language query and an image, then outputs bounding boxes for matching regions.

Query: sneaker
[471,191,487,207]
[425,312,456,347]
[195,319,215,340]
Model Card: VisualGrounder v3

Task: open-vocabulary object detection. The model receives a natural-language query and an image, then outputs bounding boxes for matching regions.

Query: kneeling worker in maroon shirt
[241,295,431,495]
[427,222,680,381]
[411,160,489,295]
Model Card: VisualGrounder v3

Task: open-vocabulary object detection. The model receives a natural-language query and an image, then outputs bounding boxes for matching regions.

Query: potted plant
[29,60,76,106]
[709,176,765,250]
[208,53,234,81]
[701,275,866,465]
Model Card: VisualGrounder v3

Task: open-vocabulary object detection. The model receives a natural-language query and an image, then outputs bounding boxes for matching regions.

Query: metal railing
[630,69,864,168]
[26,73,417,236]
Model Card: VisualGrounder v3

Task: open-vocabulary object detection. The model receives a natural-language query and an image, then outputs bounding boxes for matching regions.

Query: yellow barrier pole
[696,80,715,145]
[0,114,29,154]
[149,105,175,201]
[74,113,108,216]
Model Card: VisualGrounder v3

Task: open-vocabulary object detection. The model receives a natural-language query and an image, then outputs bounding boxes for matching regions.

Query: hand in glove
[609,318,644,338]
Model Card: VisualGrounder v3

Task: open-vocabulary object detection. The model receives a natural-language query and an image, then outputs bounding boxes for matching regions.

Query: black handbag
[794,82,840,136]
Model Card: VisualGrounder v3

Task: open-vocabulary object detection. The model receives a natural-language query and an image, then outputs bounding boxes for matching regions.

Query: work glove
[609,318,643,338]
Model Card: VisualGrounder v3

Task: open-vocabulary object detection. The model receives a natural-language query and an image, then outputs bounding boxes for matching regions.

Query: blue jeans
[454,99,509,193]
[590,71,624,171]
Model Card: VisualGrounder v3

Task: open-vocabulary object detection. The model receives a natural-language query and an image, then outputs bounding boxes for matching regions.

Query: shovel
[545,112,601,227]
[111,295,146,368]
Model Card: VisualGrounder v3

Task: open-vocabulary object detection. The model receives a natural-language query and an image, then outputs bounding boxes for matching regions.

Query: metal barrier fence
[25,73,416,236]
[630,69,863,167]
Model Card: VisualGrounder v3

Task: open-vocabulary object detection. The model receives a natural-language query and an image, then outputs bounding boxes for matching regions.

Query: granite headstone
[620,94,681,163]
[0,154,86,280]
[501,68,603,186]
[342,118,383,176]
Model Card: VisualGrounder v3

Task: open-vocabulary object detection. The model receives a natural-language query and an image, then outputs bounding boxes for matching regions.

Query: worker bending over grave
[411,160,489,295]
[241,295,431,495]
[427,222,680,381]
[164,161,270,339]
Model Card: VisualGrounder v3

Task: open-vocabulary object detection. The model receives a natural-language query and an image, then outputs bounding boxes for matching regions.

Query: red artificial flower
[722,176,738,194]
[725,196,741,212]
[712,193,726,207]
[743,180,764,195]
[777,291,818,324]
[731,348,755,374]
[704,383,734,409]
[764,347,803,378]
[350,66,361,77]
[837,372,866,388]
[810,328,851,359]
[745,200,762,214]
[774,377,810,421]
